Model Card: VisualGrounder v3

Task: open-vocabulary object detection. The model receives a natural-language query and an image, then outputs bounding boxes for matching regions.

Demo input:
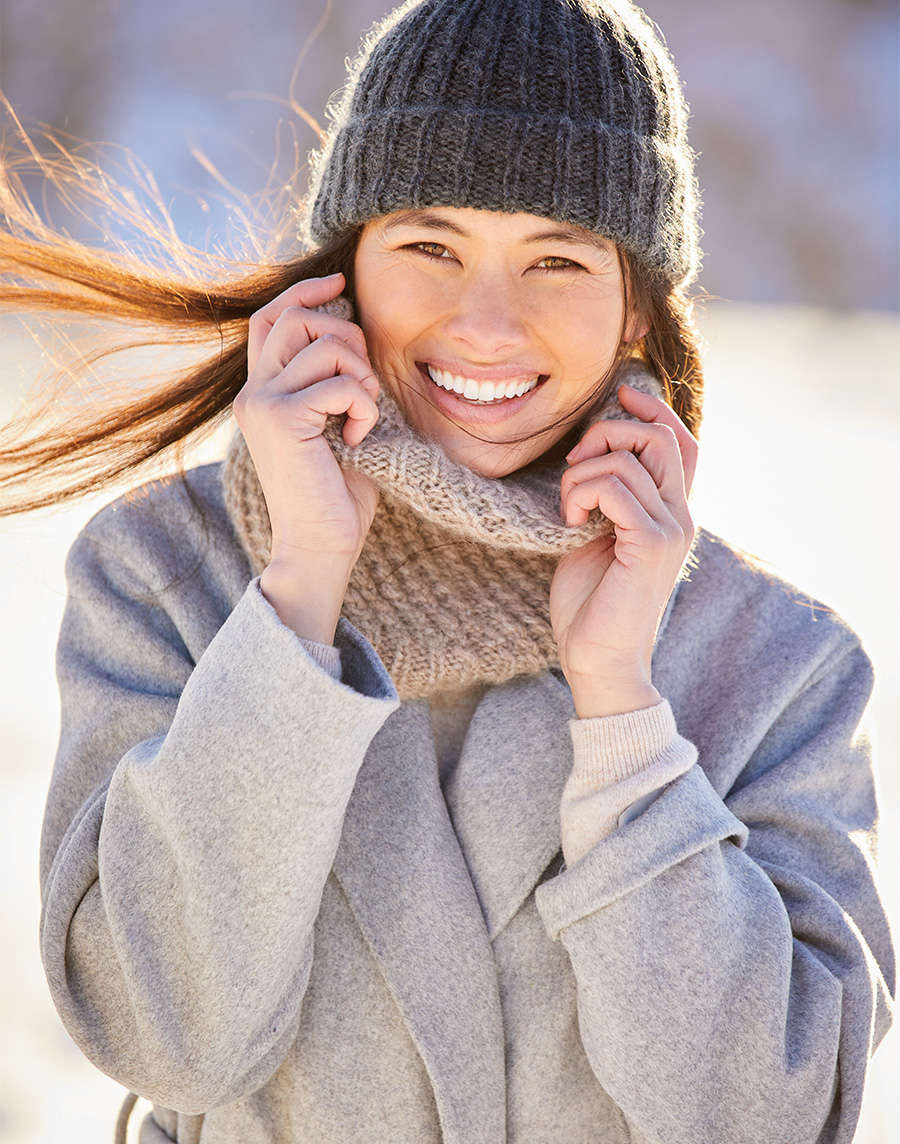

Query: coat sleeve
[39,519,399,1114]
[535,631,895,1144]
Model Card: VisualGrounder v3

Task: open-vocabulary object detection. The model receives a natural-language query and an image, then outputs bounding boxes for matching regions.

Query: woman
[2,0,892,1141]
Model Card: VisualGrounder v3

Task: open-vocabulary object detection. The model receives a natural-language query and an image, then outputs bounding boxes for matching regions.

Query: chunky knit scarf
[224,304,663,699]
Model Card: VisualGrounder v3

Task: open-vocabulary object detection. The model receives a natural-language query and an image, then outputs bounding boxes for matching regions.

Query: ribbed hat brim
[310,106,698,283]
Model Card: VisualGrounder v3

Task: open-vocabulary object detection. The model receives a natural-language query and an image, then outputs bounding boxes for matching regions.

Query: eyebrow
[520,227,614,254]
[380,209,614,253]
[380,210,468,237]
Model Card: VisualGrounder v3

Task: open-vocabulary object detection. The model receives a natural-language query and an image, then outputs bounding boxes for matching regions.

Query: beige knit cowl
[223,326,662,700]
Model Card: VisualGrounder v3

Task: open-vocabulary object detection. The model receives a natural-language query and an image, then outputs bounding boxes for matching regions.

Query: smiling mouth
[423,364,545,405]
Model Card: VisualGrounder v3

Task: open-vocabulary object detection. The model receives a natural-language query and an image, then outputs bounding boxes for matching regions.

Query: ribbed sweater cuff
[561,700,697,865]
[569,699,678,784]
[300,639,342,682]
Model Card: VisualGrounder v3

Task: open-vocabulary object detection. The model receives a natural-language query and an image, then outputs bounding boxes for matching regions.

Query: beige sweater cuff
[561,700,697,865]
[300,639,342,682]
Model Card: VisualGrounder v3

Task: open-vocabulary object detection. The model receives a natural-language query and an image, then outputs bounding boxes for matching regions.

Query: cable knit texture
[223,297,666,699]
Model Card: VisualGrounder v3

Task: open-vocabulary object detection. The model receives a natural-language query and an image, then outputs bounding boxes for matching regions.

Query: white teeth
[426,366,540,403]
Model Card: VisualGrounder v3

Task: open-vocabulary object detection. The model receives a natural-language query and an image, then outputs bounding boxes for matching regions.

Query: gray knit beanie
[304,0,701,286]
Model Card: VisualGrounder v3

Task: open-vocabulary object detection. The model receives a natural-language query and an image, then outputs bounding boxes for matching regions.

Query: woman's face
[353,206,643,477]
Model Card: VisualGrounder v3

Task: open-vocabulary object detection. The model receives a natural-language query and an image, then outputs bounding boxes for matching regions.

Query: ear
[624,308,650,345]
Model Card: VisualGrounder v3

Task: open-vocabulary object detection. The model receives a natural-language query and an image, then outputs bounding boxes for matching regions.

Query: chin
[432,433,550,479]
[388,378,566,477]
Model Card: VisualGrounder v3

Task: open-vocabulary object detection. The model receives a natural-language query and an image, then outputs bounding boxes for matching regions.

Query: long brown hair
[0,121,702,517]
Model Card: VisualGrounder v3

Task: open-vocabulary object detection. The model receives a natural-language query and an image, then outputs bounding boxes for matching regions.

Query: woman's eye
[534,255,581,271]
[410,242,454,260]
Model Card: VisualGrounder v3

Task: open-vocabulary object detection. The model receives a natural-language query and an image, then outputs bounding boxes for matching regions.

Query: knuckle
[607,451,637,478]
[646,420,674,444]
[574,426,603,453]
[659,518,689,548]
[586,421,612,443]
[618,448,641,469]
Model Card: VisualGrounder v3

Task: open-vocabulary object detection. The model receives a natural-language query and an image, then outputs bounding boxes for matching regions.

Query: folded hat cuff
[307,106,698,285]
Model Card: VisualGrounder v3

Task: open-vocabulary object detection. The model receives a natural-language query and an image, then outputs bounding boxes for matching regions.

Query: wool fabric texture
[304,0,701,286]
[224,298,663,699]
[44,469,893,1142]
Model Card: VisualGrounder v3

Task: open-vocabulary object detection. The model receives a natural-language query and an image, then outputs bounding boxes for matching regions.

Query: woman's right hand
[233,272,380,644]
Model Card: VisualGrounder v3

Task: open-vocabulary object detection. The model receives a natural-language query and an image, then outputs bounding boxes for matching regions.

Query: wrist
[260,556,351,644]
[565,670,661,720]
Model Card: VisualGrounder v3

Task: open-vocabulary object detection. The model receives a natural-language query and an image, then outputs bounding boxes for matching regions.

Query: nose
[442,276,528,358]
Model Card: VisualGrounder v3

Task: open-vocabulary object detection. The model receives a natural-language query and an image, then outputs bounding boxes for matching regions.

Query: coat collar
[443,670,576,939]
[332,699,507,1144]
[331,671,575,1143]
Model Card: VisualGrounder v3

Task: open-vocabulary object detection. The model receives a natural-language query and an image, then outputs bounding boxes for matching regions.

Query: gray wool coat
[39,464,895,1144]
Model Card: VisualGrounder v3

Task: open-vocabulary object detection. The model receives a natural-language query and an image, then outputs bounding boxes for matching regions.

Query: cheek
[355,297,405,375]
[358,310,420,400]
[548,306,624,382]
[356,266,435,370]
[356,301,432,420]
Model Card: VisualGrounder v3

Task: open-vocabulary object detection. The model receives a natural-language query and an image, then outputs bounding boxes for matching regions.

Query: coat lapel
[332,700,506,1144]
[443,670,576,940]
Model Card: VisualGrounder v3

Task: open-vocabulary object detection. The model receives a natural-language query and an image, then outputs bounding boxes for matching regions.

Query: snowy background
[0,0,898,1140]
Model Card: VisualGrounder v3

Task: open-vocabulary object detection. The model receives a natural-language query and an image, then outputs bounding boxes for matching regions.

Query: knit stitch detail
[300,638,343,682]
[561,700,698,862]
[568,699,679,786]
[304,0,701,285]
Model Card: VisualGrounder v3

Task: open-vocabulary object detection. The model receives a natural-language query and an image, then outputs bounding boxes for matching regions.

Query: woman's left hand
[550,383,698,719]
